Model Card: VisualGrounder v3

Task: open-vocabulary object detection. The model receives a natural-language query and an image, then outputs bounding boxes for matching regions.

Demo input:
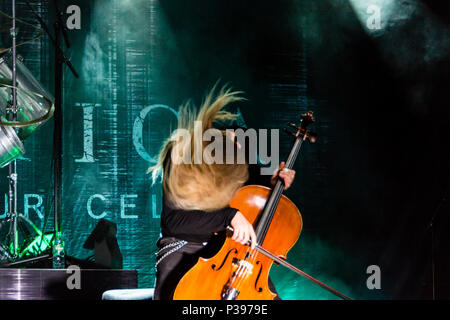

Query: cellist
[148,85,295,300]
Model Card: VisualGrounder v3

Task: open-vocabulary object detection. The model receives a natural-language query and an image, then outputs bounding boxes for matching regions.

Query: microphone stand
[25,0,78,263]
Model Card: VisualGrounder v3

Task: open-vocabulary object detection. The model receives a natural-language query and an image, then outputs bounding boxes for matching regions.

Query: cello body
[173,185,302,300]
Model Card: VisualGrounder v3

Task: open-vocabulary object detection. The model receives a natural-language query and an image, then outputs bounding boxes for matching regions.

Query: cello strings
[226,245,250,295]
[229,182,287,296]
[235,247,258,294]
[228,251,249,296]
[227,246,248,292]
[258,138,303,244]
[229,244,259,298]
[227,129,307,298]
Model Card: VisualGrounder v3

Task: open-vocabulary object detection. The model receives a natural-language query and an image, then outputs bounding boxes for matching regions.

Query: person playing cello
[148,85,295,300]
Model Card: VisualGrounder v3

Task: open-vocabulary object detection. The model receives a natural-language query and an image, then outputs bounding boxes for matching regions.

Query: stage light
[0,215,51,263]
[347,0,399,34]
[21,233,53,257]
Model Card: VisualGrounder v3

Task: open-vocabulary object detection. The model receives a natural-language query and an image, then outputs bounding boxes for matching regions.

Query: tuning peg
[288,122,298,130]
[283,128,297,138]
[301,111,315,125]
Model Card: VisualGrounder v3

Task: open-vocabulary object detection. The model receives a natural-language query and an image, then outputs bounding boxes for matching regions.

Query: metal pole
[53,6,63,238]
[7,0,19,258]
[24,0,79,263]
[431,223,436,300]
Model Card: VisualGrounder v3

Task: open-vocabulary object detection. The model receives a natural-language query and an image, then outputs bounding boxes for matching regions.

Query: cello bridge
[232,259,253,274]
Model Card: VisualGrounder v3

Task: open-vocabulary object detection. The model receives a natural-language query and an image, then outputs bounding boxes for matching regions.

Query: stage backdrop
[1,0,449,299]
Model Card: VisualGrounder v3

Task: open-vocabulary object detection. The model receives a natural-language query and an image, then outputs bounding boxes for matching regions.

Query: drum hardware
[0,1,62,264]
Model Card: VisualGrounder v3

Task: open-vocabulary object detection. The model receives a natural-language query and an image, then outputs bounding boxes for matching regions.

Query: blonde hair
[148,84,249,211]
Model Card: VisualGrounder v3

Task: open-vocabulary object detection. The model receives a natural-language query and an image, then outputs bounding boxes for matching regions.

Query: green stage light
[20,233,53,257]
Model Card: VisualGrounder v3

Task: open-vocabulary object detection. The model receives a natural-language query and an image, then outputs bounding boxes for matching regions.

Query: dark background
[0,0,449,299]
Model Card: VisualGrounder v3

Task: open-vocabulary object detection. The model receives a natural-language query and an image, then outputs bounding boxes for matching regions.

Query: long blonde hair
[148,84,249,211]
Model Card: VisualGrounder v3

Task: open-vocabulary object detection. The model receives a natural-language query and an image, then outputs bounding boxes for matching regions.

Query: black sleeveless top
[160,163,271,243]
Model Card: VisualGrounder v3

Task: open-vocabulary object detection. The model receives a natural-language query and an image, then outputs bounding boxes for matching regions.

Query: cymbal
[0,50,54,140]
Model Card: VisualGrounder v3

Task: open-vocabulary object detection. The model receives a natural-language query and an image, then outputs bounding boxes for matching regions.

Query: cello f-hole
[254,260,263,292]
[212,248,238,271]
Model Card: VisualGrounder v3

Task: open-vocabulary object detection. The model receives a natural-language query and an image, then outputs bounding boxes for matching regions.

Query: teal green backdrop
[1,0,449,300]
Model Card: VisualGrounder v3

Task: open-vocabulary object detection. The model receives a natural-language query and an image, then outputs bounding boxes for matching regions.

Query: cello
[173,112,351,300]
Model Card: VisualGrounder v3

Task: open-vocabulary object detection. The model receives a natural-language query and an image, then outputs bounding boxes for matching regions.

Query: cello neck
[254,137,304,244]
[254,112,316,245]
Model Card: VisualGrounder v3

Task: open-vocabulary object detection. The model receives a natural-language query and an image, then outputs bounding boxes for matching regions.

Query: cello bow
[226,227,353,300]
